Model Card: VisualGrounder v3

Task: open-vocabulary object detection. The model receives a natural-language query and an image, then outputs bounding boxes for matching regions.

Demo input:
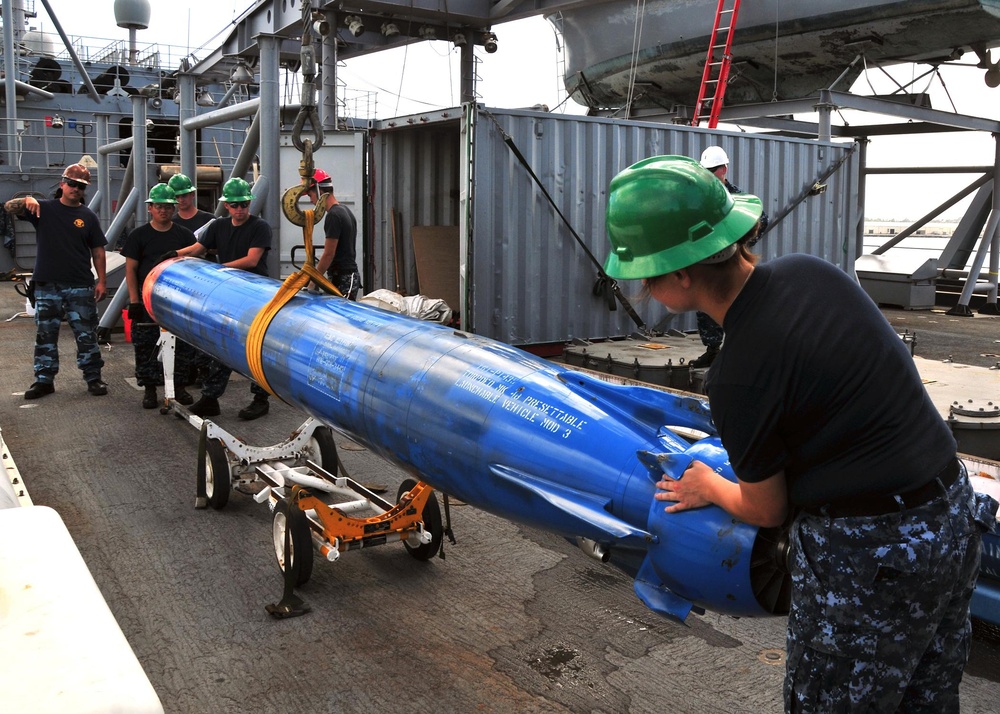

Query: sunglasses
[228,201,250,209]
[149,204,174,211]
[63,179,87,190]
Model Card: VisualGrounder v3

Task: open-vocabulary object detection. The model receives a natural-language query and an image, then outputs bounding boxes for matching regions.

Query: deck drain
[758,648,785,666]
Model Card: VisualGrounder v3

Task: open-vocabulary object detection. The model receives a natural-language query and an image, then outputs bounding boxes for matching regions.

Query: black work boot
[87,379,109,396]
[690,346,720,369]
[143,385,158,409]
[174,385,194,406]
[189,396,221,417]
[238,396,270,421]
[24,381,55,400]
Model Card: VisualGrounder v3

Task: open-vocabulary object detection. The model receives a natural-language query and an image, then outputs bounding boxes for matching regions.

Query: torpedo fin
[636,450,695,483]
[556,369,716,435]
[488,463,652,546]
[633,554,701,623]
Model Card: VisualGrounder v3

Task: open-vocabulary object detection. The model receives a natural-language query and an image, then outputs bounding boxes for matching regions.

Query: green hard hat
[604,155,763,280]
[167,172,196,196]
[220,177,254,203]
[145,183,177,204]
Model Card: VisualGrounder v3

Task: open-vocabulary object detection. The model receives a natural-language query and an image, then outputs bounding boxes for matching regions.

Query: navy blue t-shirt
[121,223,196,287]
[200,215,271,276]
[173,210,216,235]
[706,254,955,506]
[22,199,107,285]
[322,202,358,274]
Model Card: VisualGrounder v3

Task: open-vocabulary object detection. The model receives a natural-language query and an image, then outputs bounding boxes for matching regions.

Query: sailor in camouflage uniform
[5,164,110,399]
[120,184,197,409]
[602,155,998,713]
[787,467,990,711]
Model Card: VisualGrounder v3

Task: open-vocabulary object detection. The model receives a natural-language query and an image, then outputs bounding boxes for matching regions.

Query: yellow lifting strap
[245,208,344,395]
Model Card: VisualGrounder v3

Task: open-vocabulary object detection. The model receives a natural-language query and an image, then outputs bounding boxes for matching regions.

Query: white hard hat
[700,146,729,169]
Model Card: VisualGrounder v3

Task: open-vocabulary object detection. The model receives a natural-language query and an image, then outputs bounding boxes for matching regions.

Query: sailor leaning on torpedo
[168,177,273,421]
[603,154,998,713]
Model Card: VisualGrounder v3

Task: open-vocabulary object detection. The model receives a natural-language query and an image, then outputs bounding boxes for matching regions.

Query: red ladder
[691,0,742,128]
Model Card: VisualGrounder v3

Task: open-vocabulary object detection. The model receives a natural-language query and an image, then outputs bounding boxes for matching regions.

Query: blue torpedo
[144,257,791,622]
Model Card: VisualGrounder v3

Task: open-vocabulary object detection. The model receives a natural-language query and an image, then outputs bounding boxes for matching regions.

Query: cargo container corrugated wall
[370,106,859,346]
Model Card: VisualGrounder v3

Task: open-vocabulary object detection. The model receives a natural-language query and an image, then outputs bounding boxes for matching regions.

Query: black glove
[158,250,179,262]
[127,302,146,322]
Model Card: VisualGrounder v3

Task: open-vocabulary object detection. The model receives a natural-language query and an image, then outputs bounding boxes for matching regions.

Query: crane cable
[624,0,647,119]
[246,1,343,395]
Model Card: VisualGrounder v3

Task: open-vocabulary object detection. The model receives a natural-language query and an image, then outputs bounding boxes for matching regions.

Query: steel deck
[0,282,997,713]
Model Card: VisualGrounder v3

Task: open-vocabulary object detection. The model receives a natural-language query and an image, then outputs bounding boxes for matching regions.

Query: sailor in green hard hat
[604,154,995,711]
[604,154,763,286]
[120,183,196,408]
[168,172,215,235]
[174,176,273,420]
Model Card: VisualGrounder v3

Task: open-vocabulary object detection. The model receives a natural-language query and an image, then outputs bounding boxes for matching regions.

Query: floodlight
[230,61,255,85]
[345,15,364,38]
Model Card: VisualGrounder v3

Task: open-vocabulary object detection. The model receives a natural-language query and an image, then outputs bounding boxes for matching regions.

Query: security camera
[482,32,498,54]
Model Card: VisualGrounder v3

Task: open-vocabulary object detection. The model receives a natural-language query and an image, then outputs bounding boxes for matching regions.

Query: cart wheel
[397,478,443,561]
[202,438,231,510]
[273,498,314,586]
[305,426,338,473]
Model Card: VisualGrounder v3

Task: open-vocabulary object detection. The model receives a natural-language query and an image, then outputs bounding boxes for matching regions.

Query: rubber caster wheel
[273,497,314,586]
[398,478,443,561]
[201,437,231,510]
[305,426,338,473]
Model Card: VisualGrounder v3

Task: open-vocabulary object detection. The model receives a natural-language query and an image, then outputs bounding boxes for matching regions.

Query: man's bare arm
[5,197,27,215]
[5,196,40,217]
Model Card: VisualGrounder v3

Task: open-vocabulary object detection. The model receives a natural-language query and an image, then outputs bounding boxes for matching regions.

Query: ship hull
[551,0,1000,110]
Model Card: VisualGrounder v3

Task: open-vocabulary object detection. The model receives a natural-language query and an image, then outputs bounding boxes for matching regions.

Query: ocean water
[862,234,992,274]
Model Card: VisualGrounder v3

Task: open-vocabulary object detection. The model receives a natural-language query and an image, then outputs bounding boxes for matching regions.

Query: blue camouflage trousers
[32,283,104,384]
[329,269,362,301]
[785,465,999,713]
[131,319,194,388]
[200,358,269,401]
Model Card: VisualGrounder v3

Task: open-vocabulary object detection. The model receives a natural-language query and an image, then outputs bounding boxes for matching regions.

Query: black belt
[803,458,960,519]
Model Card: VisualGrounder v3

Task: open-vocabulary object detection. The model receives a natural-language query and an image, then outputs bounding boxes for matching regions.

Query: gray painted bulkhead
[371,106,859,345]
[275,132,366,276]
